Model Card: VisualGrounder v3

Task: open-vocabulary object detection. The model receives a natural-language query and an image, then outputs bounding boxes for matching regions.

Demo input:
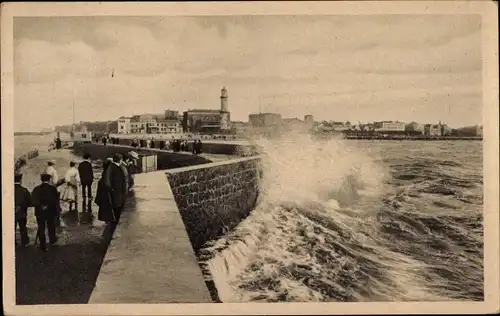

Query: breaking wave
[199,133,483,302]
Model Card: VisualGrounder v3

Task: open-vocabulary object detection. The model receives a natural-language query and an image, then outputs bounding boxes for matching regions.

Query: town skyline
[14,15,482,132]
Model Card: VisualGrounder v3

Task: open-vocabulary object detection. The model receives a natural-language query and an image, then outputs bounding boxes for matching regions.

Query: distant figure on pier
[126,151,140,190]
[95,160,116,224]
[131,139,139,148]
[175,140,182,152]
[146,138,151,148]
[32,174,60,251]
[150,138,155,149]
[78,153,94,200]
[102,136,107,146]
[194,140,203,155]
[104,154,127,221]
[61,161,81,213]
[15,173,32,247]
[55,137,62,150]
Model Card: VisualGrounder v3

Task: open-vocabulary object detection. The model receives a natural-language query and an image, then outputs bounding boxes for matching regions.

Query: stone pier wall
[15,148,39,171]
[109,137,258,156]
[166,156,261,250]
[72,142,213,170]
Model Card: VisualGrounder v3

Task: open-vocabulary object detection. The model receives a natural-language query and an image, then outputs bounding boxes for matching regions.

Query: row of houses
[117,109,233,135]
[247,113,315,128]
[118,111,183,134]
[315,121,456,136]
[117,87,232,135]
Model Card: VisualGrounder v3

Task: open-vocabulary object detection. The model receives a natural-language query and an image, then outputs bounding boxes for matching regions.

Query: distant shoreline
[15,132,483,141]
[343,135,483,141]
[14,132,52,136]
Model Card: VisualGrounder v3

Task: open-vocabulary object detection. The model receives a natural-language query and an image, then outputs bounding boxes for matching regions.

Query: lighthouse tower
[219,86,230,131]
[220,86,228,112]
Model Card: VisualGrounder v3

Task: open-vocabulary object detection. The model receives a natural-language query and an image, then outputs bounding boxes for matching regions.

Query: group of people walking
[95,152,138,227]
[14,151,140,252]
[128,137,203,154]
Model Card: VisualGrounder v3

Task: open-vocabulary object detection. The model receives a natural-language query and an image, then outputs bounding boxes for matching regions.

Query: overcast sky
[14,15,482,132]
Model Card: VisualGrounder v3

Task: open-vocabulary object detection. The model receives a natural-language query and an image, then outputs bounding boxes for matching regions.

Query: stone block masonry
[166,156,261,251]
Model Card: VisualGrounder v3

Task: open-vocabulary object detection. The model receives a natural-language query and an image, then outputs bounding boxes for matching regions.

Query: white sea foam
[202,132,400,302]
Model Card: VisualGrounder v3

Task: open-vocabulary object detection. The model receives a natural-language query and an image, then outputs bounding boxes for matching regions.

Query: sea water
[199,134,483,302]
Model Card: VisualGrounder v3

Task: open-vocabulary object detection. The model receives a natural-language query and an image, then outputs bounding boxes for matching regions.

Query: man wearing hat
[78,153,94,200]
[31,174,60,251]
[14,173,32,247]
[104,153,127,221]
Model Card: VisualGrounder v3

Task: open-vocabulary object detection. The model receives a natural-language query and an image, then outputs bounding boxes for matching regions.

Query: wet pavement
[15,147,214,304]
[15,149,109,305]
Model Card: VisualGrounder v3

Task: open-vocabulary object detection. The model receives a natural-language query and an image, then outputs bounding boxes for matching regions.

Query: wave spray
[199,132,479,302]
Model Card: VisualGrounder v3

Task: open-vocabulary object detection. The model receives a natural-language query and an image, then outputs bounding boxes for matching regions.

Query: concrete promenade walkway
[89,171,213,303]
[94,143,238,163]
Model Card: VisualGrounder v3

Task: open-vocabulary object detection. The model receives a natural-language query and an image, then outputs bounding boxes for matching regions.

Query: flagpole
[72,89,75,134]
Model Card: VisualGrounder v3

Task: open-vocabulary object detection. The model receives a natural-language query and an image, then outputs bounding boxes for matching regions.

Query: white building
[304,115,314,128]
[424,124,442,136]
[374,121,406,132]
[124,113,182,135]
[331,122,351,131]
[118,117,131,134]
[405,122,424,134]
[441,123,452,136]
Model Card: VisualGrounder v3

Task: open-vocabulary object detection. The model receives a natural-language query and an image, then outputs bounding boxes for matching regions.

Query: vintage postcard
[2,1,499,315]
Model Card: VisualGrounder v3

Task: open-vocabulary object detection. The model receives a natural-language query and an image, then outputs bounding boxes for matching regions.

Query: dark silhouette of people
[15,173,32,247]
[131,139,139,148]
[104,154,127,222]
[102,136,107,146]
[55,137,62,149]
[78,153,94,202]
[95,160,115,224]
[194,140,203,154]
[171,140,180,152]
[31,174,60,251]
[150,139,155,148]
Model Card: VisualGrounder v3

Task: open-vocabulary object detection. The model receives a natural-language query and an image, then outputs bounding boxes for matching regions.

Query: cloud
[13,15,483,132]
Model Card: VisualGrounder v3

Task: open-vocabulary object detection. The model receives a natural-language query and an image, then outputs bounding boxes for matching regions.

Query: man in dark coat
[31,174,60,251]
[14,173,32,247]
[104,154,127,220]
[95,160,115,223]
[78,153,94,200]
[195,140,203,154]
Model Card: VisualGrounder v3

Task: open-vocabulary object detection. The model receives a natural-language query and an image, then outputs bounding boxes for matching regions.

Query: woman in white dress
[61,161,81,212]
